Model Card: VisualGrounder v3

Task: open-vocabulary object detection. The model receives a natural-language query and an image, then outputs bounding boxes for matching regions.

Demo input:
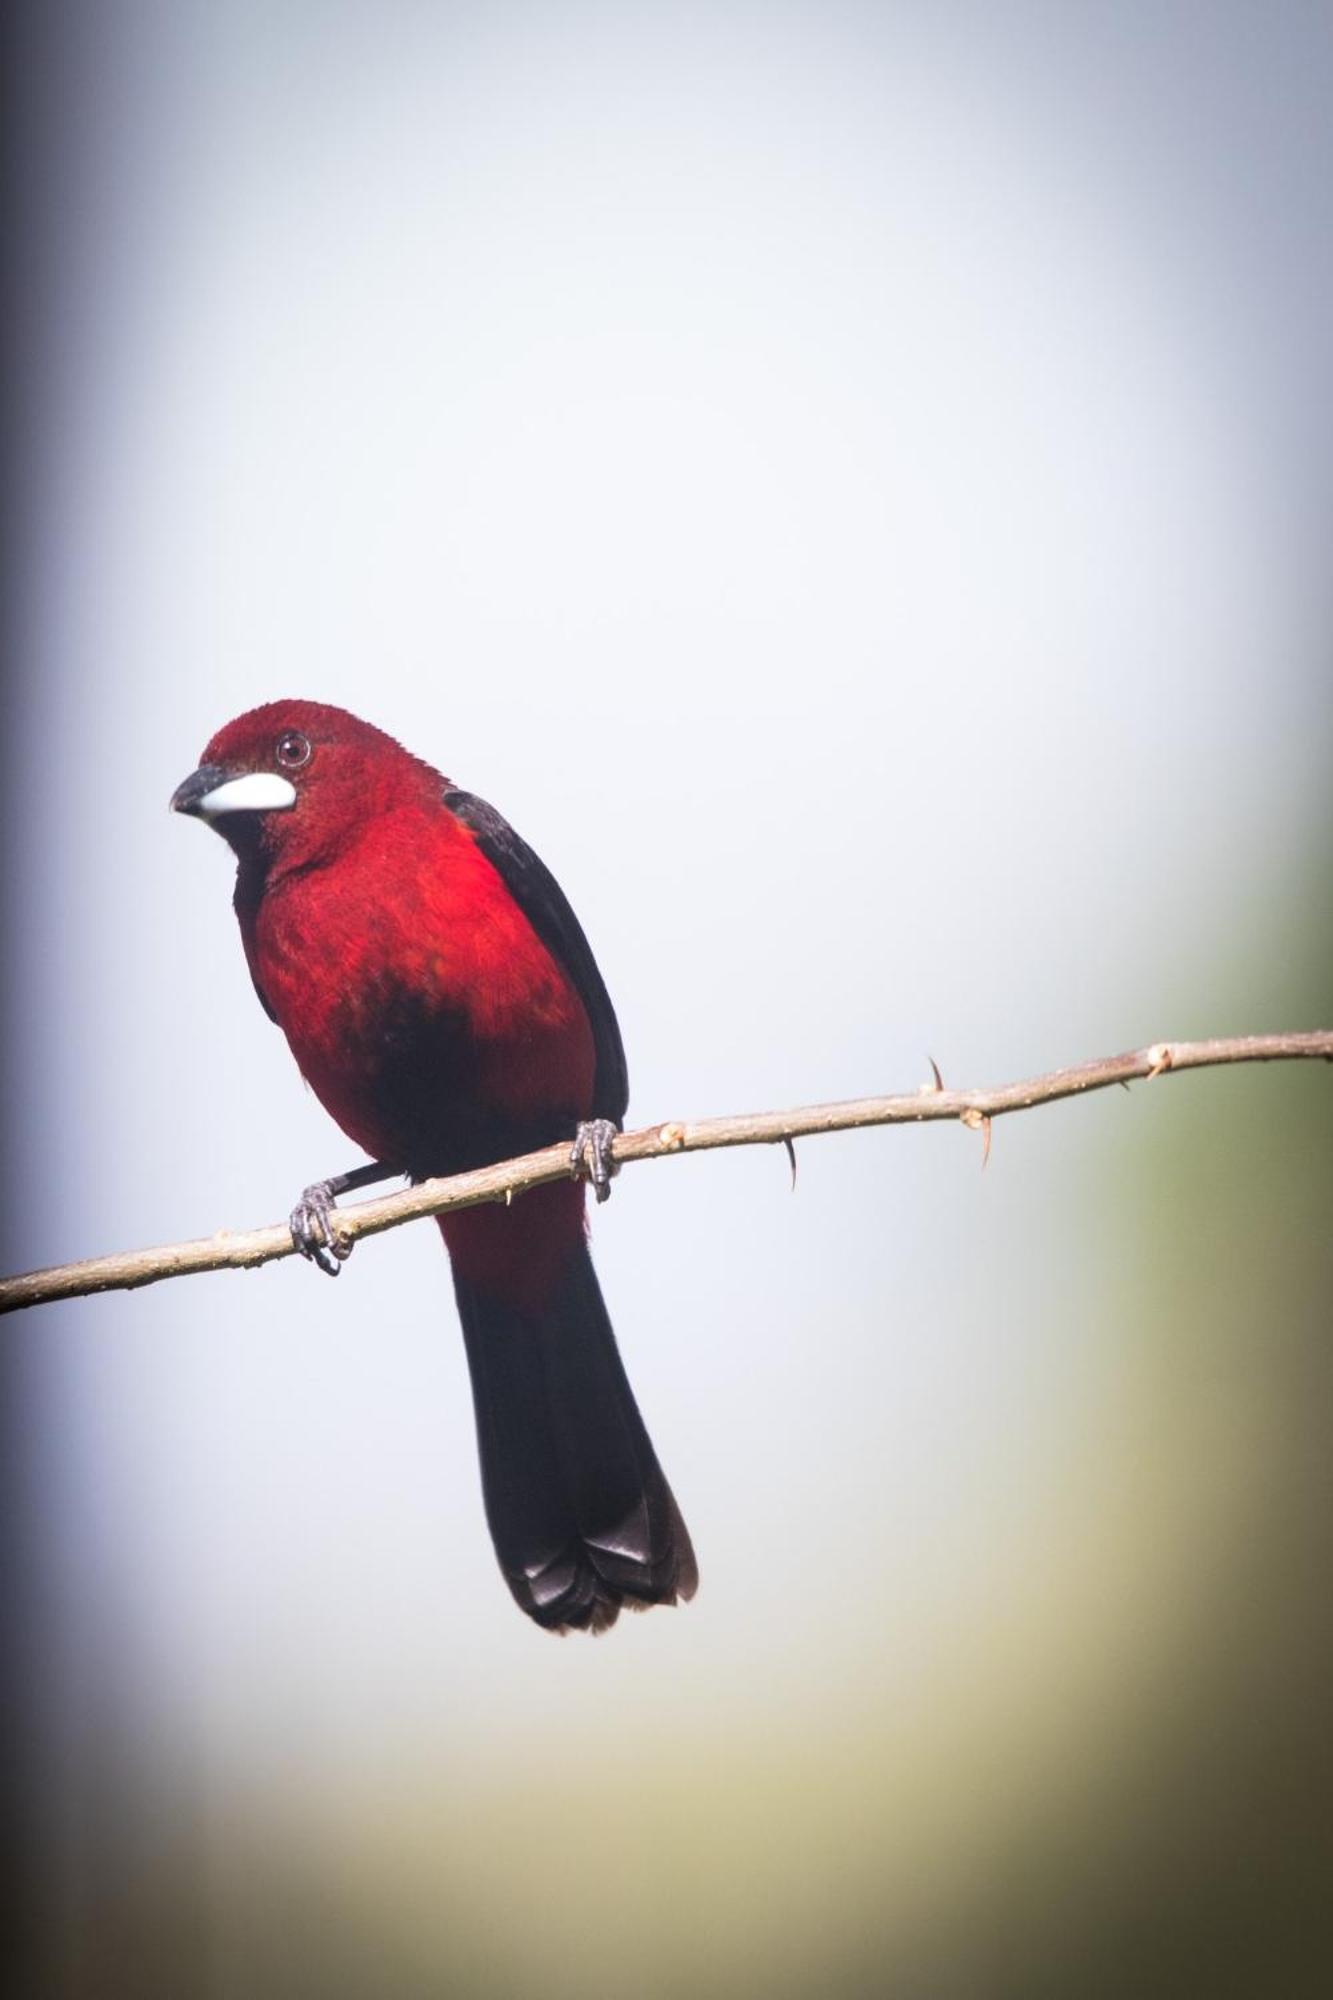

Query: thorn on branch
[960,1105,993,1168]
[924,1055,945,1093]
[782,1136,798,1192]
[1145,1043,1174,1079]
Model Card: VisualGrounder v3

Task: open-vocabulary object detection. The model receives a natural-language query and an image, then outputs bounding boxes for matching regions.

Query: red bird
[171,701,696,1632]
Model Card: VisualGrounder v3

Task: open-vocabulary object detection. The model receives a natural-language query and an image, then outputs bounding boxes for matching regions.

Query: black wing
[442,788,629,1124]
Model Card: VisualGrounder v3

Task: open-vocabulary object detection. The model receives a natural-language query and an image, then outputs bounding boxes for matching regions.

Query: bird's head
[171,700,440,868]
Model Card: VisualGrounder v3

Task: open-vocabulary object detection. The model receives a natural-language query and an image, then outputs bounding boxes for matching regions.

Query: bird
[171,700,696,1633]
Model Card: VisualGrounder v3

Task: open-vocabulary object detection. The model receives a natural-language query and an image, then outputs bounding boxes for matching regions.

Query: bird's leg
[290,1160,399,1276]
[570,1119,620,1205]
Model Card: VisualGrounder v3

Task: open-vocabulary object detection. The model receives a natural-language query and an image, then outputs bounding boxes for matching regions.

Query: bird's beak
[170,764,298,818]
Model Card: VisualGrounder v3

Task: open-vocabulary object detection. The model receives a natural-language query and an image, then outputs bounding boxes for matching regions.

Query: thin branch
[3,1031,1329,1316]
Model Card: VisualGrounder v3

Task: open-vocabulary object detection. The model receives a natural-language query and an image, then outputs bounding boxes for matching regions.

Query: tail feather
[451,1234,696,1632]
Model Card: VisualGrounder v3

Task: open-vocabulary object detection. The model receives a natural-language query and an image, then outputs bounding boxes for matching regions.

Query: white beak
[189,772,298,816]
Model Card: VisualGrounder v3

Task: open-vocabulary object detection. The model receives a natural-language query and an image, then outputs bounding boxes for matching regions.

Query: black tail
[452,1238,697,1633]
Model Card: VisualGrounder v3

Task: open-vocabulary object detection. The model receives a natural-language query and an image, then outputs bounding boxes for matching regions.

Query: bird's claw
[571,1119,620,1205]
[290,1181,354,1277]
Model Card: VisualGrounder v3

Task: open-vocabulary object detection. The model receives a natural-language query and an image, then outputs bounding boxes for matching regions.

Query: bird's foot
[571,1119,620,1205]
[290,1181,354,1276]
[287,1160,397,1276]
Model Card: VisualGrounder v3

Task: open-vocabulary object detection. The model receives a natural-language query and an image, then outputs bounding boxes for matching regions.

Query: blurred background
[5,2,1331,1993]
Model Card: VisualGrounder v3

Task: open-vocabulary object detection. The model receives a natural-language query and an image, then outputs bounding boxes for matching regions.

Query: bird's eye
[274,730,312,769]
